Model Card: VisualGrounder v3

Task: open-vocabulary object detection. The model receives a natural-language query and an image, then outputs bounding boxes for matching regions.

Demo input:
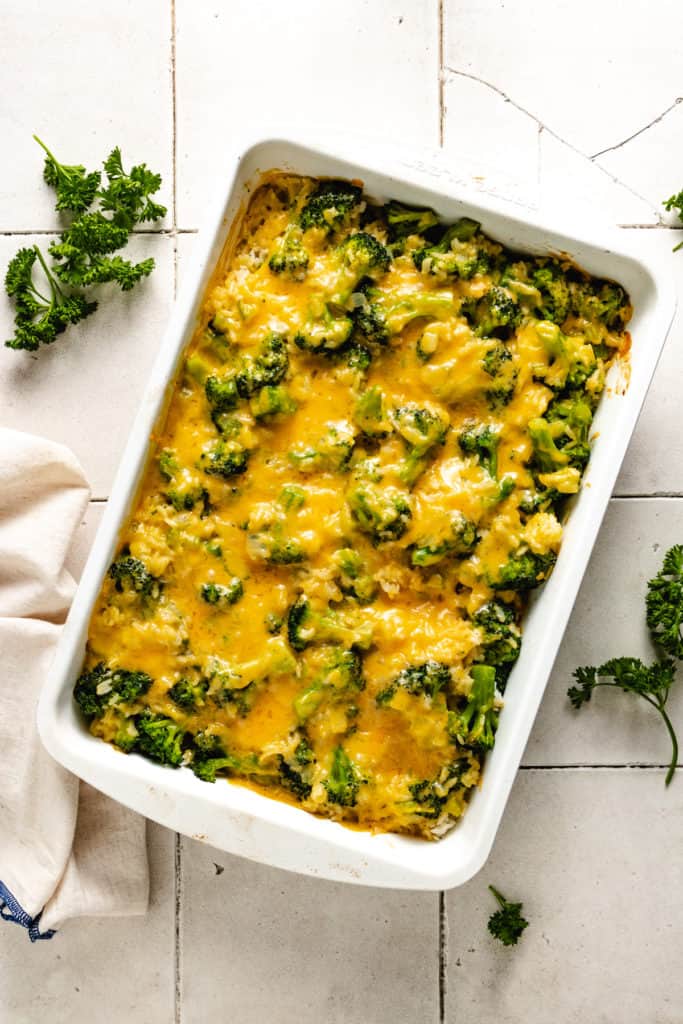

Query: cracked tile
[597,102,683,218]
[441,71,539,209]
[539,130,657,225]
[175,0,440,229]
[443,0,683,157]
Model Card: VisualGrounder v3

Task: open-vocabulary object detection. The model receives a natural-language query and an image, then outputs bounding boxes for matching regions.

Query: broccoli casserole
[75,174,631,839]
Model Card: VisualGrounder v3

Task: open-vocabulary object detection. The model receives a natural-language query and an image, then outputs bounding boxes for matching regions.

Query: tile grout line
[170,4,182,1022]
[438,890,447,1023]
[438,0,444,147]
[0,228,198,237]
[174,834,183,1024]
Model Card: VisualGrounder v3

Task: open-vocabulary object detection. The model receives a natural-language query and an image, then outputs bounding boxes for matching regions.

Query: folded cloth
[0,428,149,940]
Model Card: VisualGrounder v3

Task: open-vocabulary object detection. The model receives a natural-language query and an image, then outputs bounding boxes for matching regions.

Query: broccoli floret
[384,199,440,240]
[488,550,557,591]
[324,745,362,807]
[353,285,456,345]
[294,308,354,354]
[528,395,593,474]
[518,486,563,515]
[466,285,521,338]
[200,441,250,479]
[472,601,522,691]
[568,277,629,328]
[482,341,518,408]
[249,385,297,419]
[168,675,209,711]
[377,660,451,705]
[286,595,373,652]
[295,737,315,765]
[392,404,449,454]
[413,218,485,279]
[333,547,378,603]
[279,484,306,510]
[74,662,153,719]
[299,180,363,233]
[205,374,238,413]
[407,762,468,819]
[189,732,252,783]
[108,554,161,599]
[532,263,570,324]
[158,451,210,512]
[200,579,244,607]
[135,710,186,767]
[531,320,598,391]
[247,520,306,565]
[288,422,356,474]
[458,424,501,478]
[331,232,391,303]
[294,647,364,722]
[410,511,478,567]
[235,332,288,397]
[347,484,412,543]
[449,664,498,750]
[278,756,313,800]
[353,386,391,437]
[391,403,450,486]
[268,226,309,280]
[345,342,372,372]
[158,448,179,481]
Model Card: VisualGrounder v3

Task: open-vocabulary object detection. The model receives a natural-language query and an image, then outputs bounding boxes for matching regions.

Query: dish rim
[37,132,677,890]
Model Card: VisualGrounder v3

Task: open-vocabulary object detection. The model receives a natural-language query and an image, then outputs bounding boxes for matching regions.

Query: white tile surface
[445,769,683,1024]
[175,0,440,228]
[0,0,173,231]
[539,130,658,226]
[179,838,439,1024]
[597,102,683,217]
[0,824,175,1024]
[0,233,174,499]
[524,498,683,767]
[441,71,539,209]
[443,0,683,158]
[2,1,683,1020]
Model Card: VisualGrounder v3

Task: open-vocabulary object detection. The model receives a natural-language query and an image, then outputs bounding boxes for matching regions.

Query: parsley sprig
[569,544,683,785]
[5,136,166,351]
[663,191,683,252]
[487,885,529,946]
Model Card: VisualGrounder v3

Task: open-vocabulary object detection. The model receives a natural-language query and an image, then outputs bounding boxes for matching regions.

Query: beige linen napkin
[0,428,148,940]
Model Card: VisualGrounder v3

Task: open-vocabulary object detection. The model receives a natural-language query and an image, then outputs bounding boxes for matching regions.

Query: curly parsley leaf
[568,657,679,785]
[646,544,683,659]
[4,246,97,351]
[663,191,683,252]
[5,137,167,351]
[100,146,166,230]
[487,886,529,946]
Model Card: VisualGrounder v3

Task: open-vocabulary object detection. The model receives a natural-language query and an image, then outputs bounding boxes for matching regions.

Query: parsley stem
[659,704,679,785]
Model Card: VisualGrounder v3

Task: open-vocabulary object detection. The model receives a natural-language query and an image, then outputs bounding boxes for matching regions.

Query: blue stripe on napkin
[0,880,55,942]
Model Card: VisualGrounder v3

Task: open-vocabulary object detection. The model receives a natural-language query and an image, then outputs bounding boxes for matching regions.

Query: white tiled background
[1,2,682,1021]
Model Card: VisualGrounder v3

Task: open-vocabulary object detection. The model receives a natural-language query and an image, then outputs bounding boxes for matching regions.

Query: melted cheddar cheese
[77,174,632,839]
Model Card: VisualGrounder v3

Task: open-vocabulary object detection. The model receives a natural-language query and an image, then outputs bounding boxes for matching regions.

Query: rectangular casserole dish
[37,134,676,890]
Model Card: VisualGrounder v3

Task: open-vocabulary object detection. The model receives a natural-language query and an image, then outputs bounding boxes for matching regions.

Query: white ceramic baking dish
[37,134,676,890]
